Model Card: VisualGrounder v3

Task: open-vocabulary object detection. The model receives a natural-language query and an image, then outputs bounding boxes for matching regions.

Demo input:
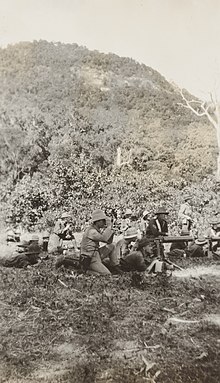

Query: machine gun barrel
[207,236,220,241]
[163,236,194,243]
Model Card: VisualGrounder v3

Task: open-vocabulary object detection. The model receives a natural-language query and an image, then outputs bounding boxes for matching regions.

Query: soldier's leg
[100,244,119,266]
[121,251,146,272]
[89,252,111,275]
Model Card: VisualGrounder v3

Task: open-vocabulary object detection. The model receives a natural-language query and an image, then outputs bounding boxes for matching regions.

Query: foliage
[0,41,218,227]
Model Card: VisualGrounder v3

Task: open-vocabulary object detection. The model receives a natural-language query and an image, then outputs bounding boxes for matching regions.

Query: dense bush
[0,41,218,228]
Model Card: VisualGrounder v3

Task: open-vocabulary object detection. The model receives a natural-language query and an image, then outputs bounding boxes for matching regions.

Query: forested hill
[0,40,217,227]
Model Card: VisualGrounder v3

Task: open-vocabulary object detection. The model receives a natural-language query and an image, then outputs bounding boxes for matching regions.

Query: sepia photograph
[0,1,220,382]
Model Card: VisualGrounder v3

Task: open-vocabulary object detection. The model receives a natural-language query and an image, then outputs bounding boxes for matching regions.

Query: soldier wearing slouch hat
[80,209,121,275]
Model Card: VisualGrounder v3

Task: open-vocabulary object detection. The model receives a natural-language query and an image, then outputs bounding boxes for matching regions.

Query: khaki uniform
[80,225,118,275]
[205,227,220,251]
[115,238,146,272]
[178,203,192,231]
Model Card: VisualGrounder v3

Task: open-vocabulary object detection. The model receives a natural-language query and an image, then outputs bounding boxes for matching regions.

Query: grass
[0,256,219,382]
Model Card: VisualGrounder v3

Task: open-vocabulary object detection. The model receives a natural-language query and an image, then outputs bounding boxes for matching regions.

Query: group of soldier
[3,194,220,273]
[78,198,220,275]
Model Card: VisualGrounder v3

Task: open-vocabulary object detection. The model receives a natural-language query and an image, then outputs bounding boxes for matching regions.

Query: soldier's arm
[88,227,114,243]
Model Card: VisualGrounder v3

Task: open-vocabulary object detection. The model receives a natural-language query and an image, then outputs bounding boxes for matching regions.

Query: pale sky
[0,0,220,100]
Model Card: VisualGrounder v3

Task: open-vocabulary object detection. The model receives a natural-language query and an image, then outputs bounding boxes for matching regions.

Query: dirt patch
[173,264,220,278]
[204,314,220,327]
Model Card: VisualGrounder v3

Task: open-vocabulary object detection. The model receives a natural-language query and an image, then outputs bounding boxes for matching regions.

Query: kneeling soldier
[80,209,121,275]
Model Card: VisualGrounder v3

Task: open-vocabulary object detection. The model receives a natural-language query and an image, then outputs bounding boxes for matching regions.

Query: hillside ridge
[0,40,217,227]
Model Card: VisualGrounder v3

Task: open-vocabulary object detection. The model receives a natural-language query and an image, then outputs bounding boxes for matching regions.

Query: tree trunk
[116,146,121,167]
[216,127,220,180]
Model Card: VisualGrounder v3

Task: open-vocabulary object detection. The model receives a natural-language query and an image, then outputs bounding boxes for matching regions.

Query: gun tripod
[147,238,183,274]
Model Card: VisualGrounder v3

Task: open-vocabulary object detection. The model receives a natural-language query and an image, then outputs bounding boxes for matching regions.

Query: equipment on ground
[137,235,220,274]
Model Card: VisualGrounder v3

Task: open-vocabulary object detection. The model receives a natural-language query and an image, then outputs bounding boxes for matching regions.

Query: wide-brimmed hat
[195,237,207,246]
[125,208,132,216]
[143,209,150,218]
[61,212,71,219]
[91,209,107,223]
[155,207,169,215]
[124,227,138,240]
[209,217,220,225]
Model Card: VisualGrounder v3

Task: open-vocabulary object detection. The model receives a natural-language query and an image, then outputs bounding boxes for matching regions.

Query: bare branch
[177,102,207,117]
[178,89,218,129]
[210,92,215,104]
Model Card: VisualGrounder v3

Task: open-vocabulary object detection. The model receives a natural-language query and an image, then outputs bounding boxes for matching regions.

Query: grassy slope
[0,257,219,383]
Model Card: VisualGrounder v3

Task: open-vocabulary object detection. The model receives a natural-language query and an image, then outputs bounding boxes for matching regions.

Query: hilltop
[0,40,217,228]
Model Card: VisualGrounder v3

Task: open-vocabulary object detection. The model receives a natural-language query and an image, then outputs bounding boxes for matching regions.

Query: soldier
[0,239,40,268]
[120,208,133,233]
[146,207,169,237]
[168,230,189,257]
[42,230,50,252]
[139,210,150,237]
[205,217,220,253]
[143,207,169,257]
[48,212,77,254]
[54,212,74,240]
[6,228,16,244]
[80,209,121,275]
[187,237,208,257]
[178,195,193,233]
[115,227,146,272]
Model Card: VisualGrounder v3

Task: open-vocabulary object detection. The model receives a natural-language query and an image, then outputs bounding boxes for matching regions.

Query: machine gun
[138,234,220,273]
[136,235,194,273]
[154,235,195,271]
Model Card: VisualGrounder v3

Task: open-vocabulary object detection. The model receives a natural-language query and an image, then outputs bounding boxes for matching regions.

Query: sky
[0,0,220,100]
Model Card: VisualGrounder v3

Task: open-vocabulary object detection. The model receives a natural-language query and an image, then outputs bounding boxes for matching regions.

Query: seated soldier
[80,209,121,275]
[14,227,21,242]
[139,210,150,238]
[144,207,169,257]
[186,237,208,257]
[115,227,146,272]
[168,230,189,257]
[146,207,169,237]
[205,217,220,252]
[120,208,133,233]
[6,228,16,244]
[48,212,77,254]
[1,240,40,268]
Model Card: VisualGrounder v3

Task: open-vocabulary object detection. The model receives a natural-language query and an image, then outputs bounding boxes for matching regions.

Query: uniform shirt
[139,218,149,235]
[54,219,74,240]
[205,227,220,238]
[188,243,206,257]
[146,217,168,237]
[178,203,192,222]
[115,238,136,259]
[120,218,132,232]
[80,225,114,258]
[205,227,220,248]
